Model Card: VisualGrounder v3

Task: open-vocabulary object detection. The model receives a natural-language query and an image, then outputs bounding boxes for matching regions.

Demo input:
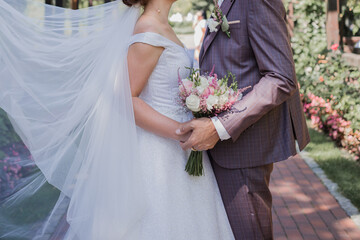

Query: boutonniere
[207,0,230,38]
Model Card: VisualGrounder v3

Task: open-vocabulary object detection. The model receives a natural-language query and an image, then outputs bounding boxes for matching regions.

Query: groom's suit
[199,0,310,239]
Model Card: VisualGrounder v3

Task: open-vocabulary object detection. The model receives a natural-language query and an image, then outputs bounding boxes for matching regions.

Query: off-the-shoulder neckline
[131,32,186,49]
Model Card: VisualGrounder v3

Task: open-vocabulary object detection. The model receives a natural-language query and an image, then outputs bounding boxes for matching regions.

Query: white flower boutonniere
[207,0,230,38]
[207,18,220,33]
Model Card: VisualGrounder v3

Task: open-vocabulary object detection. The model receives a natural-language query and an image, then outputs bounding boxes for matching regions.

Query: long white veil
[0,0,145,239]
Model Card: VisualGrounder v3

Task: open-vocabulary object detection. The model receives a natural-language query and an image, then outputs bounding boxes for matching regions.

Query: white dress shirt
[211,117,231,140]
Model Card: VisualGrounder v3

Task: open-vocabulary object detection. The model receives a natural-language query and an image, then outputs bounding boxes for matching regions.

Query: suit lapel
[200,0,236,64]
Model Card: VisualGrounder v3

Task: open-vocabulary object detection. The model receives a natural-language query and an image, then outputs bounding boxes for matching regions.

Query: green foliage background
[343,0,360,35]
[0,109,21,158]
[289,0,360,130]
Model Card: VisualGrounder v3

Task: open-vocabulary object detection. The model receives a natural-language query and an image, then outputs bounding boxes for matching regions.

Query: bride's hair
[123,0,149,7]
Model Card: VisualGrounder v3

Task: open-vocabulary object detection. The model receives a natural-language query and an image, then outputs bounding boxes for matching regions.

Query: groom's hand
[176,118,219,151]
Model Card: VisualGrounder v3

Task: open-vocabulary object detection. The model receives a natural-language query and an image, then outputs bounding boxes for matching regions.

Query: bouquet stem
[185,150,203,176]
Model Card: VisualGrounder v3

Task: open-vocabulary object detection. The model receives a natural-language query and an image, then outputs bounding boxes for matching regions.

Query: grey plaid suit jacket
[200,0,310,169]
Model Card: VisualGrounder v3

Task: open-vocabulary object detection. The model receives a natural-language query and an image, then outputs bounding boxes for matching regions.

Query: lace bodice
[129,32,193,122]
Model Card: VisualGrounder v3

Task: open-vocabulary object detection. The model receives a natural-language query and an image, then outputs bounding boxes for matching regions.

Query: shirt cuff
[211,117,231,141]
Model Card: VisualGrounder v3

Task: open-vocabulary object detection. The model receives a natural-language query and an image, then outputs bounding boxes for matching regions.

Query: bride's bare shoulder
[133,15,162,35]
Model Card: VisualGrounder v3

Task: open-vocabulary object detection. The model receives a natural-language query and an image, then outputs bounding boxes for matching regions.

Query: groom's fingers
[180,135,197,150]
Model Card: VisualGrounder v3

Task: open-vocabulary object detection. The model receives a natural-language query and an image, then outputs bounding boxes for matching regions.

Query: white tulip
[186,94,201,112]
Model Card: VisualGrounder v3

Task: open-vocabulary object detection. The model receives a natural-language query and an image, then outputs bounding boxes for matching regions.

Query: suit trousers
[210,156,274,240]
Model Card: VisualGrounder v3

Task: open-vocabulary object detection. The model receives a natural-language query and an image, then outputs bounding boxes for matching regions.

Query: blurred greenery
[341,0,360,36]
[45,0,215,14]
[0,109,61,237]
[170,21,193,34]
[171,0,214,20]
[190,0,214,18]
[0,181,61,239]
[0,109,21,158]
[171,0,194,16]
[0,110,62,238]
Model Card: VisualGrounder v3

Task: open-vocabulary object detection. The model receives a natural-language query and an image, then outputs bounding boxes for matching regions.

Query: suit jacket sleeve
[218,0,297,142]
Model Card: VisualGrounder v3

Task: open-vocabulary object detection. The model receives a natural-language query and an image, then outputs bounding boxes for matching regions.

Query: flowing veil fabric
[0,0,145,239]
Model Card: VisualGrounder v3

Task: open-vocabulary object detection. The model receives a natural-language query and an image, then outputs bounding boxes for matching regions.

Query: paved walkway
[271,156,360,239]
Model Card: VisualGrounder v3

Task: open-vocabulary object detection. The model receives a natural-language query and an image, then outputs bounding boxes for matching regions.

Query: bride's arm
[128,42,188,141]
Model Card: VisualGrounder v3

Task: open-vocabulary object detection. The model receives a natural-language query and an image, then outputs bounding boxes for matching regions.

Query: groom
[177,0,310,239]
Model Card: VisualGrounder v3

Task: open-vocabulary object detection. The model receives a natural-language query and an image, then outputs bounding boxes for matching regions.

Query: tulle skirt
[123,126,235,240]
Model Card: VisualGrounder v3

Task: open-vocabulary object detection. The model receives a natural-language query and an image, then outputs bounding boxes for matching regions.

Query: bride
[0,0,234,239]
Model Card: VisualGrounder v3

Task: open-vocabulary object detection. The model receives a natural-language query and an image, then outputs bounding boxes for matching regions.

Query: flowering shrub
[287,0,360,160]
[0,109,35,196]
[0,143,35,197]
[303,93,360,160]
[301,50,360,128]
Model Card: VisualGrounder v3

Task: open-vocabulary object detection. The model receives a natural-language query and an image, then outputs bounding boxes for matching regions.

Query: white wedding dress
[124,32,234,239]
[0,1,234,239]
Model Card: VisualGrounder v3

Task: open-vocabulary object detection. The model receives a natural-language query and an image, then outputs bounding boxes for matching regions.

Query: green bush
[341,0,360,36]
[0,109,21,149]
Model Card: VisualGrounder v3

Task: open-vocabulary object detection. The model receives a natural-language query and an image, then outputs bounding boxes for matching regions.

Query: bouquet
[178,67,249,176]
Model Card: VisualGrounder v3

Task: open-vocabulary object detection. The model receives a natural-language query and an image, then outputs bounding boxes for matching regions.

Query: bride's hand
[176,121,192,143]
[175,118,220,151]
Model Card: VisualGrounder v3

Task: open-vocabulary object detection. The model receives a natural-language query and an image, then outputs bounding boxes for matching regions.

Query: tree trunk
[104,0,112,3]
[286,1,294,38]
[326,0,340,48]
[45,0,52,5]
[89,0,93,7]
[71,0,79,10]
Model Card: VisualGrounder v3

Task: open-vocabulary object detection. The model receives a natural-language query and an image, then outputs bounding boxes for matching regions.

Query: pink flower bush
[0,143,34,195]
[331,43,339,51]
[303,93,360,160]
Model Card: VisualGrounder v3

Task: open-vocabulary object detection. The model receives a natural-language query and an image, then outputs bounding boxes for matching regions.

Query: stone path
[271,156,360,239]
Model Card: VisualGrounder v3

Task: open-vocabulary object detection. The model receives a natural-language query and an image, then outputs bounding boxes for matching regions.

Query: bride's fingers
[176,121,194,135]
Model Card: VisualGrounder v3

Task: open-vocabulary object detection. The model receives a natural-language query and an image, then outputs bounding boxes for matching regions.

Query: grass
[305,120,360,210]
